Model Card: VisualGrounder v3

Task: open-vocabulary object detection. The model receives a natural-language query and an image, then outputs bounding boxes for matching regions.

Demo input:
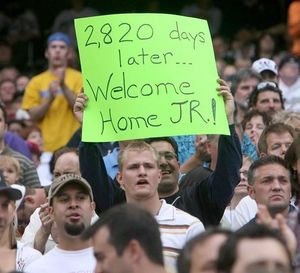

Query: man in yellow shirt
[22,32,82,152]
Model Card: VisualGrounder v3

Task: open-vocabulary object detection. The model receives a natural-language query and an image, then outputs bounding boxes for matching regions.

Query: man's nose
[138,165,147,174]
[69,198,79,208]
[268,101,275,109]
[279,144,289,157]
[272,179,282,190]
[159,155,168,166]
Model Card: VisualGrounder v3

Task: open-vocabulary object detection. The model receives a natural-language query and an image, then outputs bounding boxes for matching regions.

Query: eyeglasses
[256,81,278,91]
[158,151,177,161]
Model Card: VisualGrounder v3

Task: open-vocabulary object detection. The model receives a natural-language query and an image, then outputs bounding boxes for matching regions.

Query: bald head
[53,151,80,178]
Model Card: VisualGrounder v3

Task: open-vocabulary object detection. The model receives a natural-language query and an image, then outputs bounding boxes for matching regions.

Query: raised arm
[74,92,117,214]
[180,79,242,226]
[203,78,242,223]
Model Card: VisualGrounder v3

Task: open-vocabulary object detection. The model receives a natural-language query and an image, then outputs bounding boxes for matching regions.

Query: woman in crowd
[241,109,271,159]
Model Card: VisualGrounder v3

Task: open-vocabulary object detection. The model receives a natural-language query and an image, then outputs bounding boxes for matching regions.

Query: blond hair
[0,155,21,184]
[118,141,159,171]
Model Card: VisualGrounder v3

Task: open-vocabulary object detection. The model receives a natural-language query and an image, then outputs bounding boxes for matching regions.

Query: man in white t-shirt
[21,147,81,253]
[26,173,96,273]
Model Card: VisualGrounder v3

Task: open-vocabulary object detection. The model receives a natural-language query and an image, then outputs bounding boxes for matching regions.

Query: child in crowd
[0,155,21,185]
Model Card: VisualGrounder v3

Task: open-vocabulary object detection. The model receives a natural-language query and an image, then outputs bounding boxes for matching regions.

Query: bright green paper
[74,13,230,142]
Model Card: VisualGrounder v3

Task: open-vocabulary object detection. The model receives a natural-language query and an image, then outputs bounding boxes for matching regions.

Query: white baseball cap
[252,58,278,75]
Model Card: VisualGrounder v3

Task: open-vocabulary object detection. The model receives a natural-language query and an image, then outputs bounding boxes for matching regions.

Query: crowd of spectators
[1,0,300,273]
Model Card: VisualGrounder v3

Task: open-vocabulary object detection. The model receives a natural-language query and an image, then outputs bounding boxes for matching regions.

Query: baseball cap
[252,58,278,75]
[47,32,71,46]
[48,173,93,205]
[0,173,22,201]
[11,184,25,209]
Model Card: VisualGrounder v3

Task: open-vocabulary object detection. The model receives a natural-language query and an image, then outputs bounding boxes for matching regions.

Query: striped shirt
[156,200,205,273]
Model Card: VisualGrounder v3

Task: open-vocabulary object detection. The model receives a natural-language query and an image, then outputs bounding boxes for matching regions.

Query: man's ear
[248,185,256,200]
[24,195,35,205]
[116,172,125,189]
[90,201,96,211]
[48,205,54,217]
[124,240,142,263]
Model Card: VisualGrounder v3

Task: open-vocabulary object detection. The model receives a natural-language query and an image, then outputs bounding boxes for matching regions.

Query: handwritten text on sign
[74,13,229,142]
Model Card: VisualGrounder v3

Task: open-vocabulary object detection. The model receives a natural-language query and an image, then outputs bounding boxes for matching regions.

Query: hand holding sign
[75,13,230,142]
[73,90,88,124]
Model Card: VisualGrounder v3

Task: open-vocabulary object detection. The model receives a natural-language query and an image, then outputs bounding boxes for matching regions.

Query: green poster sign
[75,13,229,142]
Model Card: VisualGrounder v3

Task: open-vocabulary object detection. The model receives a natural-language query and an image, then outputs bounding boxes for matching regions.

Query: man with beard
[231,68,261,125]
[249,81,284,118]
[26,173,96,273]
[21,147,83,253]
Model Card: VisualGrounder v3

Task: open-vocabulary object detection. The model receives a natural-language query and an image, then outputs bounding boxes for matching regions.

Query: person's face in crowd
[195,135,211,162]
[0,162,19,185]
[150,141,180,196]
[93,226,132,273]
[213,37,228,59]
[190,234,228,273]
[244,115,265,147]
[222,65,237,85]
[17,188,47,234]
[234,78,259,110]
[53,152,80,178]
[0,194,16,235]
[265,132,293,158]
[49,183,94,237]
[45,41,69,68]
[27,130,44,152]
[231,238,291,273]
[279,62,300,83]
[0,68,18,82]
[0,109,7,141]
[248,163,291,215]
[255,91,282,116]
[235,157,252,196]
[260,71,278,83]
[117,149,161,201]
[8,122,23,137]
[259,34,275,54]
[16,75,29,91]
[0,81,16,103]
